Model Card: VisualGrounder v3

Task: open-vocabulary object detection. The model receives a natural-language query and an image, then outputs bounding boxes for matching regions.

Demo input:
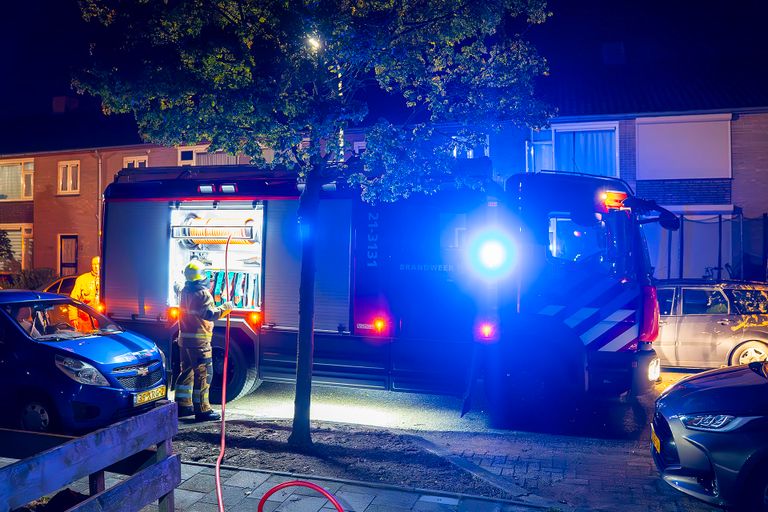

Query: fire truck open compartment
[167,201,264,311]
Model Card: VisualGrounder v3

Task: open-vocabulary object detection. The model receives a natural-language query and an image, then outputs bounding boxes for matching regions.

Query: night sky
[1,0,767,120]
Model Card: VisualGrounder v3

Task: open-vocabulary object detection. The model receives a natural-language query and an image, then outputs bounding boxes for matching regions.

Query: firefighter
[69,256,100,330]
[175,260,234,421]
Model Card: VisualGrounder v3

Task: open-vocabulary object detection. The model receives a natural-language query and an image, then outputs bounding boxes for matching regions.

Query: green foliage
[9,268,57,291]
[0,230,15,264]
[76,0,553,199]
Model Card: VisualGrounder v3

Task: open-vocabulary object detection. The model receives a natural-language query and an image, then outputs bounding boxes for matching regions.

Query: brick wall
[731,112,768,218]
[0,201,33,224]
[619,119,636,187]
[33,145,177,274]
[635,178,732,205]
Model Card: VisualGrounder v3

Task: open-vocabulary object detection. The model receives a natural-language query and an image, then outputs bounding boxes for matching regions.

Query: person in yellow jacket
[69,256,100,330]
[175,260,234,422]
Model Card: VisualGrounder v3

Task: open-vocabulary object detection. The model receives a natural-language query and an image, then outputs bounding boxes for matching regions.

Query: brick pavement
[418,431,720,512]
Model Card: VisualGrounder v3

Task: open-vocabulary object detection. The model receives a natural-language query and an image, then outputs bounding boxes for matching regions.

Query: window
[452,135,489,159]
[177,145,209,166]
[726,288,768,314]
[123,156,148,169]
[636,114,731,180]
[682,288,728,315]
[0,160,33,201]
[529,122,619,177]
[657,288,676,316]
[57,161,80,195]
[546,210,631,276]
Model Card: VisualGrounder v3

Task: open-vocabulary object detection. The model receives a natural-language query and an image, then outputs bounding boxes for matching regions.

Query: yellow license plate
[651,424,661,453]
[134,385,166,406]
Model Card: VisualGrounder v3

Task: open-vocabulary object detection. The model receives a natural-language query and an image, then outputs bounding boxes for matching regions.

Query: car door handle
[717,319,731,325]
[659,320,668,325]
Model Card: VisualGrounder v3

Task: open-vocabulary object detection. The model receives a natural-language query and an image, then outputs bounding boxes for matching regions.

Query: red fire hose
[257,480,344,511]
[213,236,344,512]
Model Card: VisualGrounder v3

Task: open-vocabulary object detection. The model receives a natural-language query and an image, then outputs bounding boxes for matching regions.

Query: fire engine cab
[101,166,677,417]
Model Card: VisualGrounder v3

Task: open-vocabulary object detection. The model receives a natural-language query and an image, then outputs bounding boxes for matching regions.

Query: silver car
[655,280,768,368]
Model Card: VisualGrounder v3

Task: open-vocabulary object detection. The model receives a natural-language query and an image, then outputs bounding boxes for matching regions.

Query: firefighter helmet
[183,260,206,282]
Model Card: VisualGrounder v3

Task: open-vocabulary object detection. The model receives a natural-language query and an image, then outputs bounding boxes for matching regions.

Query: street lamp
[307,36,321,51]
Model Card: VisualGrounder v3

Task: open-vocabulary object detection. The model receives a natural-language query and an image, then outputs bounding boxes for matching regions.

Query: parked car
[654,279,768,368]
[651,362,768,511]
[0,290,166,433]
[40,275,77,296]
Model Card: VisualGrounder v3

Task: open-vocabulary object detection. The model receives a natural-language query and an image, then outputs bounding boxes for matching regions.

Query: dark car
[655,279,768,368]
[40,275,77,296]
[651,362,768,510]
[0,290,166,433]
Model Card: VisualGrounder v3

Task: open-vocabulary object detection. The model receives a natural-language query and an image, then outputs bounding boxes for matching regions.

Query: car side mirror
[659,212,680,231]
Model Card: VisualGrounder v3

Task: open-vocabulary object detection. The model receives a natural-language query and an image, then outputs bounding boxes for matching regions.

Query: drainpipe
[95,150,103,252]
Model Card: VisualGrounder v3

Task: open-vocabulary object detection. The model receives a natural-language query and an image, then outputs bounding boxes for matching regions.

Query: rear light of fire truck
[373,317,387,334]
[246,311,263,329]
[95,302,106,314]
[166,306,180,321]
[639,286,659,342]
[476,320,499,342]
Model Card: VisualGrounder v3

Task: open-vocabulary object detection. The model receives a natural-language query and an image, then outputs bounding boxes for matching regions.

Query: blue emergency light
[468,229,515,279]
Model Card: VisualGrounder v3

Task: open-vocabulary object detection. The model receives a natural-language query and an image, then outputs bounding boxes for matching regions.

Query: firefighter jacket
[70,271,99,306]
[179,279,224,348]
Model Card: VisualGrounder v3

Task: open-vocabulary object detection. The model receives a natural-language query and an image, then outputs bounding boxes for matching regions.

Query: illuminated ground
[174,370,714,511]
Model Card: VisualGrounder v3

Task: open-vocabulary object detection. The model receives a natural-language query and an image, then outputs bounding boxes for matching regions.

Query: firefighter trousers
[174,345,213,413]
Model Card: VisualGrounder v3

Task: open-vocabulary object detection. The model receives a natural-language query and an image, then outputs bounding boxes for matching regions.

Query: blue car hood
[658,363,768,417]
[50,330,160,367]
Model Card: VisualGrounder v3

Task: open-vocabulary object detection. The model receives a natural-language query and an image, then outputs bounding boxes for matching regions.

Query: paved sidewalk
[131,461,556,512]
[0,456,558,512]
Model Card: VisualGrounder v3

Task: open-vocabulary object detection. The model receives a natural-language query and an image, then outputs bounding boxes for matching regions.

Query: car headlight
[55,355,110,386]
[678,414,758,432]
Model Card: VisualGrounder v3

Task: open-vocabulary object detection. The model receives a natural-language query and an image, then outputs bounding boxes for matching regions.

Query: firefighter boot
[194,410,221,422]
[177,404,195,418]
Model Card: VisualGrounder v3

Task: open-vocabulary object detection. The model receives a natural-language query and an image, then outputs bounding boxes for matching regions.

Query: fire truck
[101,166,677,417]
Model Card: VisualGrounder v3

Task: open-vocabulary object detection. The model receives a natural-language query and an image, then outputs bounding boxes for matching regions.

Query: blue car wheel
[18,395,58,432]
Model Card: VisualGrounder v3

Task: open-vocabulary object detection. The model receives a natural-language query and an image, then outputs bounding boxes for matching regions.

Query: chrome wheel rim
[739,346,768,365]
[21,402,51,431]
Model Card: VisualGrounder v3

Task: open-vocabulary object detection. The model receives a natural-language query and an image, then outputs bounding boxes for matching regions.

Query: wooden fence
[0,400,180,512]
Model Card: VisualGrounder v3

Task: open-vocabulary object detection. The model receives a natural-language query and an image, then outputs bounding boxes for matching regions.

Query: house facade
[1,107,767,281]
[511,110,768,281]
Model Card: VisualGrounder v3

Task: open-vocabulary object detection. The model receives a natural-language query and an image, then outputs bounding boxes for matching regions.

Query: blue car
[0,290,166,433]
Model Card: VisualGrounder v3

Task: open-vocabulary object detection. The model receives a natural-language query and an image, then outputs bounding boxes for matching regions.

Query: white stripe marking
[539,305,565,316]
[579,309,635,344]
[599,325,640,352]
[564,307,599,328]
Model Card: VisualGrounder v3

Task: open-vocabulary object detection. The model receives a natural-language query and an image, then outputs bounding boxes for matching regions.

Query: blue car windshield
[4,300,123,341]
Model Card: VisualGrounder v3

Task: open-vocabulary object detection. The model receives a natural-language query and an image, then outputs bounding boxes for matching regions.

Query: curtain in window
[555,129,616,177]
[0,229,22,271]
[0,164,22,200]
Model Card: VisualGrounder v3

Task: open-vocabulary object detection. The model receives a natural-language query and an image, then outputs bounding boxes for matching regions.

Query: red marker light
[167,306,180,321]
[480,322,495,339]
[373,317,386,333]
[247,311,263,327]
[95,302,106,314]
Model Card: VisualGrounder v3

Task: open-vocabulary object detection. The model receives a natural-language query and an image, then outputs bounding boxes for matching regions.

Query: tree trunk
[288,166,322,449]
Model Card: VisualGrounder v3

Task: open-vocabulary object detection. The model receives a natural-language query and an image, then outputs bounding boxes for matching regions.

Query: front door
[59,235,78,276]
